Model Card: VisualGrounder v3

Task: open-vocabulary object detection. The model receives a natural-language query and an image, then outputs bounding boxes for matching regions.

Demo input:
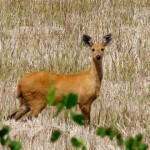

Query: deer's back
[18,71,98,104]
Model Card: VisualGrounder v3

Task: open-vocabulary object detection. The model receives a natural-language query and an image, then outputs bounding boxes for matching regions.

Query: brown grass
[0,0,150,149]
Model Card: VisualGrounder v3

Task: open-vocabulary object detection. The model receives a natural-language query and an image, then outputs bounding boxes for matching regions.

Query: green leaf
[96,127,107,138]
[9,141,22,150]
[125,137,134,149]
[64,93,78,109]
[50,130,61,142]
[54,102,65,117]
[71,113,85,125]
[105,128,112,136]
[108,130,117,140]
[47,89,56,105]
[71,137,83,148]
[0,137,9,146]
[135,134,142,142]
[131,134,143,148]
[117,138,124,146]
[116,133,123,146]
[0,126,10,138]
[82,145,87,150]
[139,142,148,150]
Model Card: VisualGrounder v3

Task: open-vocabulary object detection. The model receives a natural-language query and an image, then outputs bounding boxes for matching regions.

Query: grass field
[0,0,150,149]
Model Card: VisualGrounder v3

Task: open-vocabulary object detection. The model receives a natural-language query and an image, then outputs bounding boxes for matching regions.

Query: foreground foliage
[0,126,22,150]
[48,91,148,150]
[96,127,148,150]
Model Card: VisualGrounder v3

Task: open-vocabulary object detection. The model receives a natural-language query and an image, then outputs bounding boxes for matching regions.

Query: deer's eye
[101,48,104,51]
[92,48,95,52]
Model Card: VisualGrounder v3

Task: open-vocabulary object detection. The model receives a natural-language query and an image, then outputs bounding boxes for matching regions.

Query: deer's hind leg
[9,105,30,120]
[27,98,46,119]
[7,98,30,121]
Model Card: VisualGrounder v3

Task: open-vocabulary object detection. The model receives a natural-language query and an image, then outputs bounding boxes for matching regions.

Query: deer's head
[82,34,112,62]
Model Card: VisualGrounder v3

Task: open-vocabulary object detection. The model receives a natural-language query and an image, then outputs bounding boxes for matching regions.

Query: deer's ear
[82,34,93,47]
[103,34,112,46]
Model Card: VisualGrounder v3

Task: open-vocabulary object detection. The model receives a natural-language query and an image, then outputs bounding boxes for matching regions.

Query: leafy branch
[96,127,148,150]
[47,90,87,149]
[47,90,149,150]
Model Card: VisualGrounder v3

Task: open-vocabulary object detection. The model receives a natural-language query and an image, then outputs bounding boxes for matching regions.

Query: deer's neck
[90,59,103,81]
[90,59,103,92]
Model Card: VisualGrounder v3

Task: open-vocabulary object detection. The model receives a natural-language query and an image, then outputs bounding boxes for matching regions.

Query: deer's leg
[7,98,30,120]
[8,105,30,121]
[27,99,46,119]
[7,111,18,120]
[79,103,91,124]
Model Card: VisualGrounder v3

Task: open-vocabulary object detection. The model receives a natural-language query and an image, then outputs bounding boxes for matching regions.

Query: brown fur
[8,34,112,122]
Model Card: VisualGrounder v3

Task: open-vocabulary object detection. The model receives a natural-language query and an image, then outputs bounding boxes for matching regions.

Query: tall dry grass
[0,0,150,149]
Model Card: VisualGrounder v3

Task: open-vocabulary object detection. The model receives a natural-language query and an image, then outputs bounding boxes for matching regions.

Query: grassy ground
[0,0,150,149]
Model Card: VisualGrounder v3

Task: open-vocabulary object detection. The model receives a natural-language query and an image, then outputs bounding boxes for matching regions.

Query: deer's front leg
[79,103,91,124]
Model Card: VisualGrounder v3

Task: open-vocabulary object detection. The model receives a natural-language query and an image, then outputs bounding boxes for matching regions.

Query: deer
[8,34,112,123]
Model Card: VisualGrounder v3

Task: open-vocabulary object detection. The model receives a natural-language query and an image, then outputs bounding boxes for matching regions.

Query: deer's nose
[96,55,101,60]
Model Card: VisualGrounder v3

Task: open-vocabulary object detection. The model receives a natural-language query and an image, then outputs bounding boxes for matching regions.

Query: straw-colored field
[0,0,150,149]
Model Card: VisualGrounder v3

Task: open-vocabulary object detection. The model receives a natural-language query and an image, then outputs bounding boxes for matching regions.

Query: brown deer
[8,34,112,122]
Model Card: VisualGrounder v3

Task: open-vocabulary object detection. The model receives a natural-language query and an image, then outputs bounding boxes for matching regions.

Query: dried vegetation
[0,0,150,149]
